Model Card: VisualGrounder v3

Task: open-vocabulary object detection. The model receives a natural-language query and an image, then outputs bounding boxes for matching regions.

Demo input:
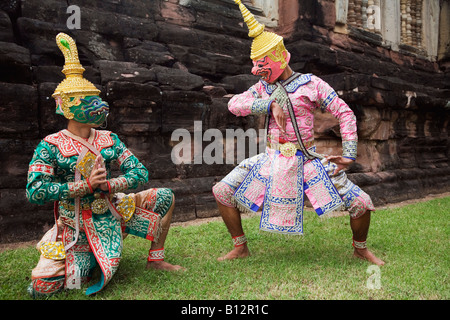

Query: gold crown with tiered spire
[52,33,100,119]
[234,0,287,66]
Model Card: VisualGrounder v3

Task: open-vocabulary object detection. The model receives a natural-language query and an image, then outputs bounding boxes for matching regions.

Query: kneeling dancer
[212,1,384,266]
[27,33,184,299]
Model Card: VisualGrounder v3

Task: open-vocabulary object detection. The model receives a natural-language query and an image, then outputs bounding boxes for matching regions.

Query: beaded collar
[260,73,312,94]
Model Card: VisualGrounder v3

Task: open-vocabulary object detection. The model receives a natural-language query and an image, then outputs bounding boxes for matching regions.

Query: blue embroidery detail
[321,91,337,111]
[249,87,260,98]
[342,140,358,159]
[232,146,343,235]
[234,154,270,211]
[303,158,343,216]
[261,73,312,94]
[259,150,305,234]
[251,98,272,114]
[341,185,363,208]
[260,81,277,94]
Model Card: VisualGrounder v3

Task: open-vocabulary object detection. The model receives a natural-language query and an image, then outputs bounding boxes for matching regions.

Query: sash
[275,75,343,216]
[62,129,123,221]
[61,129,124,294]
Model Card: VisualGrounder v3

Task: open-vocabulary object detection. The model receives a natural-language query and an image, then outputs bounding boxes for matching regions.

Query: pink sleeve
[313,76,358,159]
[228,81,274,117]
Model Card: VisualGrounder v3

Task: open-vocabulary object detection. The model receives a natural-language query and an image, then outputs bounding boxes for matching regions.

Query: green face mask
[56,95,109,126]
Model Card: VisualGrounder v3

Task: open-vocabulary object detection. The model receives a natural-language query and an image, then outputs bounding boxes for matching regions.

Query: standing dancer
[212,0,384,266]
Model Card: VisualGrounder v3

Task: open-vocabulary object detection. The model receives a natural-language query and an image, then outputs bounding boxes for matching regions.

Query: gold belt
[61,199,109,214]
[61,192,113,215]
[267,140,314,158]
[60,193,135,218]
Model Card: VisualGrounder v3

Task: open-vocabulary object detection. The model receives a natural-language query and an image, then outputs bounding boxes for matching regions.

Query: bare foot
[217,244,250,261]
[353,248,385,266]
[146,260,186,271]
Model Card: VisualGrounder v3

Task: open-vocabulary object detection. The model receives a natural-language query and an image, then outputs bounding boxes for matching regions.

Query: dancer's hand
[270,102,286,134]
[325,155,354,175]
[89,155,108,191]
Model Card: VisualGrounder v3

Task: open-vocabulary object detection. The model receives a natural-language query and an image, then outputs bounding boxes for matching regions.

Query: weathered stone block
[95,60,157,85]
[221,74,260,94]
[16,17,63,56]
[37,82,67,136]
[67,30,125,62]
[125,41,175,67]
[71,0,161,20]
[0,138,38,189]
[316,0,336,28]
[0,41,32,84]
[288,40,338,71]
[106,80,162,102]
[0,189,53,243]
[161,1,196,26]
[313,109,340,139]
[357,107,381,139]
[160,90,211,133]
[79,8,159,41]
[0,10,14,42]
[21,0,67,25]
[0,82,39,138]
[207,97,257,131]
[195,193,219,219]
[152,65,204,91]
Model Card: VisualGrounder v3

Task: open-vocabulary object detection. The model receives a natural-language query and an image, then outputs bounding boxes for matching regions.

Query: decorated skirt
[28,188,173,298]
[214,147,374,235]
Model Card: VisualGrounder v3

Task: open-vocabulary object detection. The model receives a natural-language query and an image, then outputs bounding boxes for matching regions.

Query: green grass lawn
[0,197,448,300]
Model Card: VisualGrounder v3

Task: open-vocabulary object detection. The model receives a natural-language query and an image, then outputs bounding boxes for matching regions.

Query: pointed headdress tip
[234,1,285,61]
[234,0,265,38]
[54,33,85,76]
[52,33,100,101]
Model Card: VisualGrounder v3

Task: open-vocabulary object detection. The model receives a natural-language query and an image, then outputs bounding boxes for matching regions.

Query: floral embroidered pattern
[44,130,114,157]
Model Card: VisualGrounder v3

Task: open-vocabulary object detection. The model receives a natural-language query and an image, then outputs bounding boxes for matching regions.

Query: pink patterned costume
[213,73,374,234]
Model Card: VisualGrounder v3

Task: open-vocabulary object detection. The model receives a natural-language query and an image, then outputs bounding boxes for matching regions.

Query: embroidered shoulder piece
[261,73,312,95]
[44,130,114,157]
[93,130,114,151]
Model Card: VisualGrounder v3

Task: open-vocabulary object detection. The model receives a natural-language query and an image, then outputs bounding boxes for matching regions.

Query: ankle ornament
[232,234,247,247]
[148,248,165,262]
[352,238,367,249]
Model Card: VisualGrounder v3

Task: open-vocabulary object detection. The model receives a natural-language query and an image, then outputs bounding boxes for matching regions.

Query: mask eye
[258,64,264,68]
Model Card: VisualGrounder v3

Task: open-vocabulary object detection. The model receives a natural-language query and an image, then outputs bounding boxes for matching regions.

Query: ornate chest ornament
[76,151,96,179]
[116,194,135,222]
[91,193,108,215]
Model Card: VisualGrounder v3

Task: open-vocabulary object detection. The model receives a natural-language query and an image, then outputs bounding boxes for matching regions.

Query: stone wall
[0,0,448,243]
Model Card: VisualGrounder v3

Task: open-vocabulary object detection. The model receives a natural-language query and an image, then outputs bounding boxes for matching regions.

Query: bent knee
[349,192,375,219]
[212,182,235,207]
[159,188,174,202]
[152,188,174,217]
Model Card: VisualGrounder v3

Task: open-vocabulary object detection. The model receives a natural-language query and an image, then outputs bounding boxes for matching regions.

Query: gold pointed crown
[234,0,284,61]
[52,33,100,118]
